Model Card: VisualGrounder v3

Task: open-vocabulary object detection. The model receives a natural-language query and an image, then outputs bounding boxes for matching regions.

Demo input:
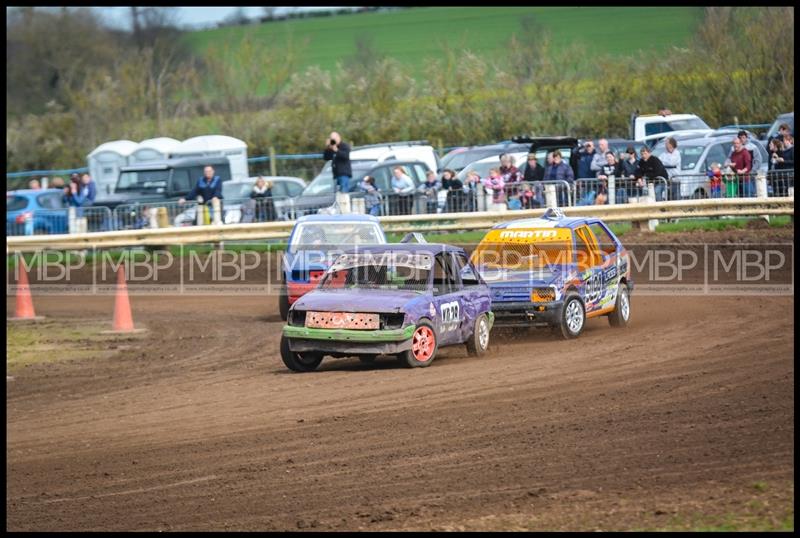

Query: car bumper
[283,324,416,355]
[491,301,564,327]
[286,281,317,304]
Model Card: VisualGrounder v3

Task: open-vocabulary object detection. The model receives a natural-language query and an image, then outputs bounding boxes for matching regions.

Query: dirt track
[6,228,795,531]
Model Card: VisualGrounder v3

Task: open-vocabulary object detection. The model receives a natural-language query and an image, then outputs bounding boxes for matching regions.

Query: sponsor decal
[499,229,558,239]
[429,302,436,318]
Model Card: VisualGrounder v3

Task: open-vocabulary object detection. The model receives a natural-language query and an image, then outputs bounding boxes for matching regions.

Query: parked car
[439,141,530,174]
[455,151,529,183]
[93,156,234,211]
[512,136,580,176]
[765,112,794,141]
[6,189,68,236]
[578,138,647,161]
[471,208,632,338]
[281,243,494,371]
[652,135,768,199]
[172,176,306,225]
[294,159,431,216]
[629,112,713,147]
[279,214,388,320]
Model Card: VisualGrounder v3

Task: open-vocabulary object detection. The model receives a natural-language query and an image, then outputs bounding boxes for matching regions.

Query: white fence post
[756,171,769,223]
[335,192,351,214]
[211,198,222,226]
[608,176,616,206]
[544,184,557,208]
[351,196,366,214]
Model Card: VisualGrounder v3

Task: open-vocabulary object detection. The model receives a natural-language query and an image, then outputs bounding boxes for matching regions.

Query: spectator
[250,176,276,222]
[463,170,482,212]
[728,130,763,173]
[707,162,723,199]
[544,150,575,206]
[778,134,794,170]
[498,153,521,198]
[28,178,41,190]
[418,170,441,214]
[546,152,554,167]
[726,136,753,197]
[390,166,415,215]
[519,183,541,209]
[661,137,681,201]
[619,145,639,198]
[598,151,626,204]
[441,168,465,213]
[770,135,794,197]
[179,165,224,224]
[481,168,506,208]
[323,131,352,193]
[359,175,383,216]
[50,176,65,190]
[577,141,596,179]
[521,152,545,183]
[71,173,97,207]
[634,146,669,200]
[777,123,793,143]
[590,138,610,173]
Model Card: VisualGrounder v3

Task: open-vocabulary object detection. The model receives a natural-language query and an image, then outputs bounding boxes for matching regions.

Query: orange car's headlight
[531,287,556,303]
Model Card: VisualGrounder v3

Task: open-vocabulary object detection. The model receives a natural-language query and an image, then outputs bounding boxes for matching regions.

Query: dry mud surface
[6,227,794,531]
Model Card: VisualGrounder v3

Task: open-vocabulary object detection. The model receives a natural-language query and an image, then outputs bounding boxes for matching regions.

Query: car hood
[292,289,423,314]
[478,267,564,302]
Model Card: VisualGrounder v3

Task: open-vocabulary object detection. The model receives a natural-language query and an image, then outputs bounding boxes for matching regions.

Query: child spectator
[519,183,540,209]
[463,170,482,212]
[707,162,723,198]
[359,175,383,216]
[418,170,441,214]
[481,168,506,207]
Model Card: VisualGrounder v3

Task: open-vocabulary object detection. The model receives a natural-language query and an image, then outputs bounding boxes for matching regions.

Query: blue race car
[281,244,493,371]
[279,214,388,320]
[471,208,633,338]
[6,189,69,236]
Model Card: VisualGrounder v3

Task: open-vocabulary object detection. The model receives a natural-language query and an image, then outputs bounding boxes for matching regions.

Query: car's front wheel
[555,293,585,339]
[608,284,631,327]
[397,321,438,368]
[280,335,323,372]
[466,313,491,356]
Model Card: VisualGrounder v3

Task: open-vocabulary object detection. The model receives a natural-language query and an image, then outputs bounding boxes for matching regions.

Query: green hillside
[182,6,703,79]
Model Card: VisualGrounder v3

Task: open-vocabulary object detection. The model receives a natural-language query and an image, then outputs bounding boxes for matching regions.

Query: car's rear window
[36,192,65,209]
[7,195,28,212]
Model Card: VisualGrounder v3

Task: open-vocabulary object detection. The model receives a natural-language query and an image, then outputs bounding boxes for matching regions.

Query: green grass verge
[6,320,145,372]
[182,7,702,84]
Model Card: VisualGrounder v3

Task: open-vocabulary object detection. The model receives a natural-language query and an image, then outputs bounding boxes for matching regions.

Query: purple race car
[280,244,494,371]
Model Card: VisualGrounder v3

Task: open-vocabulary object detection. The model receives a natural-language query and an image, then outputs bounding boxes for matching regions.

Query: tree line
[6,7,794,175]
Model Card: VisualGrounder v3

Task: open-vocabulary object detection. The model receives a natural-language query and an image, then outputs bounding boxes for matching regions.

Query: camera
[329,138,336,145]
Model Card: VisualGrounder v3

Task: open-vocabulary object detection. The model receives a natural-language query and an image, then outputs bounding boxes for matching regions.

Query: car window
[574,227,599,270]
[452,253,480,287]
[271,182,288,197]
[36,192,65,209]
[433,252,459,295]
[645,122,669,137]
[703,143,728,171]
[286,182,304,197]
[371,166,392,191]
[170,169,192,193]
[588,223,617,256]
[7,195,28,212]
[413,164,428,183]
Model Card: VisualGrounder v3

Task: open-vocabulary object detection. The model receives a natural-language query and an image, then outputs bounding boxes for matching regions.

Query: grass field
[182,7,703,81]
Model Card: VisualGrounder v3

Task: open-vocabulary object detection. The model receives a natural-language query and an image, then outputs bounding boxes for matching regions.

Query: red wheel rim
[411,326,435,362]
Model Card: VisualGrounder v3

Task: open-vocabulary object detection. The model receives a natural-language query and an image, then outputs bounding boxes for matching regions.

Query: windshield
[289,222,384,253]
[321,252,432,291]
[117,170,169,191]
[668,118,710,131]
[222,181,254,199]
[471,229,574,275]
[656,144,705,169]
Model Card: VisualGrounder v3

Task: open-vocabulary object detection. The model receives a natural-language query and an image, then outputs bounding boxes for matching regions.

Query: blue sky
[84,7,351,30]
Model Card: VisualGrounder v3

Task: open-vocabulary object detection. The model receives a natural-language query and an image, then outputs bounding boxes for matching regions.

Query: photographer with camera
[323,131,352,193]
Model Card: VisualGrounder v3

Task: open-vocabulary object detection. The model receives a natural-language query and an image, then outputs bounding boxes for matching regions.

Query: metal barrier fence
[766,170,794,198]
[573,177,668,206]
[501,180,574,209]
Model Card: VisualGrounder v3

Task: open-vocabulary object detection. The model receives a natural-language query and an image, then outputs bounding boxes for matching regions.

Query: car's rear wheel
[608,284,631,327]
[397,321,438,368]
[555,293,585,339]
[280,335,323,372]
[278,285,290,321]
[466,313,491,356]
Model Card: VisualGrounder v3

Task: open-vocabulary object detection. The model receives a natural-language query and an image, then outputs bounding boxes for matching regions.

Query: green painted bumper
[282,324,416,343]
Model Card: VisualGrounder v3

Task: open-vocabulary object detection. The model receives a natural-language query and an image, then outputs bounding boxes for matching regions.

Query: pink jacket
[481,176,506,203]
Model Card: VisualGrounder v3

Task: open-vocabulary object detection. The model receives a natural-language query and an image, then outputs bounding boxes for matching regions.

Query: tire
[608,284,631,327]
[397,320,438,368]
[280,334,323,372]
[466,313,491,356]
[278,285,290,321]
[555,293,585,339]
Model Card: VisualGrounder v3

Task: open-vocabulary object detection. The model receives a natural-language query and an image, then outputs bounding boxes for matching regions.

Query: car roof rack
[399,232,428,244]
[542,207,566,220]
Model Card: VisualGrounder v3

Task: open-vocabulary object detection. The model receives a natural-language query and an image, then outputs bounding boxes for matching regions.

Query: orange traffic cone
[111,266,136,332]
[8,265,44,321]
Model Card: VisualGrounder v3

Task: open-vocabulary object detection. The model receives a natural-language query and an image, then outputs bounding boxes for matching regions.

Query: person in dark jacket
[634,146,668,200]
[178,165,224,223]
[250,176,276,222]
[323,131,352,193]
[544,150,574,206]
[441,168,465,213]
[577,140,596,179]
[521,153,545,183]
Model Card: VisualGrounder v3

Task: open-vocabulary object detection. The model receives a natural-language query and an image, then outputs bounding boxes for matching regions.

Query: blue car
[279,214,388,321]
[281,244,493,371]
[6,189,68,236]
[471,208,633,338]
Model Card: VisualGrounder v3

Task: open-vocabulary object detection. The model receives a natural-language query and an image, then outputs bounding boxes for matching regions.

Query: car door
[574,225,606,314]
[587,221,623,310]
[430,252,466,345]
[451,251,489,343]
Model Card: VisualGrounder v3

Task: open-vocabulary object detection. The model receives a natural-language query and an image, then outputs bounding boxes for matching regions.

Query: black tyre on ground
[278,285,290,321]
[466,313,491,356]
[397,320,438,368]
[608,283,631,327]
[555,292,585,339]
[280,335,323,372]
